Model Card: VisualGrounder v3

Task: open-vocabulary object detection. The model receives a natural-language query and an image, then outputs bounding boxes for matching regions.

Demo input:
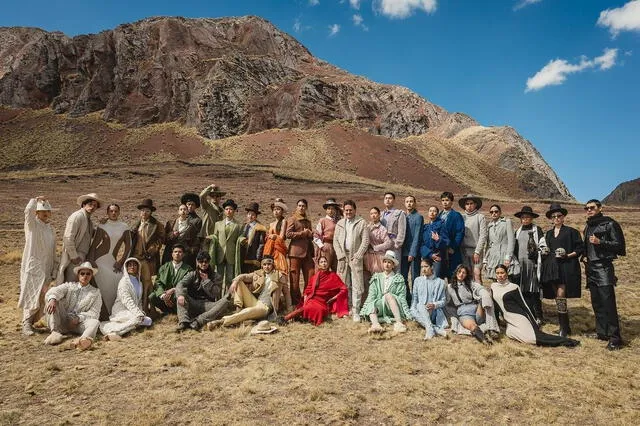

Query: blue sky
[2,0,639,202]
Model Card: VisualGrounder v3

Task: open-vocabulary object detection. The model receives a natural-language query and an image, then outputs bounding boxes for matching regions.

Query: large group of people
[18,188,626,351]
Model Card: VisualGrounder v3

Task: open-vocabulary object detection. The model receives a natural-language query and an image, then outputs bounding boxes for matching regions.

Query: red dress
[298,270,349,325]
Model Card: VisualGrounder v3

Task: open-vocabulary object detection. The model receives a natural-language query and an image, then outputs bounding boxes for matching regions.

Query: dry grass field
[0,164,639,425]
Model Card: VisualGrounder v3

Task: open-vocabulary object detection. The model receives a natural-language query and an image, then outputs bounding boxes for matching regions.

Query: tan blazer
[286,215,314,259]
[232,269,289,313]
[57,209,94,284]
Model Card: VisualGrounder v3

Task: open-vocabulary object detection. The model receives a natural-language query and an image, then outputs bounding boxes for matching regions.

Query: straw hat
[36,200,52,211]
[382,250,399,267]
[250,320,278,335]
[76,193,102,208]
[73,261,98,276]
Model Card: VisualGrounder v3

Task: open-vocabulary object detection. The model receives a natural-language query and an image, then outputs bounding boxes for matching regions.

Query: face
[495,267,508,282]
[211,195,221,205]
[224,206,235,218]
[107,205,120,221]
[382,259,395,272]
[126,261,139,275]
[383,194,395,208]
[344,204,355,219]
[317,257,329,270]
[585,202,601,218]
[261,261,275,273]
[405,197,416,212]
[273,206,283,219]
[464,200,477,213]
[420,262,433,276]
[178,204,188,218]
[489,206,501,219]
[140,208,151,221]
[441,197,453,210]
[36,210,51,223]
[172,248,184,263]
[77,269,93,286]
[296,201,307,215]
[456,268,467,281]
[370,208,380,223]
[520,214,533,226]
[428,206,438,221]
[550,212,565,225]
[326,206,337,218]
[83,200,98,214]
[197,259,210,271]
[247,211,257,222]
[186,201,197,213]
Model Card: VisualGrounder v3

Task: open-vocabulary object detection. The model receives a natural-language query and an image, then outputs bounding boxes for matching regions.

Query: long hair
[451,264,472,292]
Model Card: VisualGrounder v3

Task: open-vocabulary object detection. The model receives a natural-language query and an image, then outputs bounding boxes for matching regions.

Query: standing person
[484,204,518,281]
[286,199,315,306]
[313,199,341,271]
[210,199,243,293]
[181,193,203,235]
[163,204,199,267]
[513,206,547,325]
[437,192,465,280]
[401,195,424,304]
[583,199,626,350]
[58,193,101,283]
[380,192,407,261]
[150,244,193,315]
[44,262,102,350]
[410,258,448,340]
[540,203,584,337]
[199,184,226,250]
[333,200,370,322]
[88,203,132,316]
[459,194,487,283]
[19,196,58,336]
[420,205,449,280]
[240,202,267,273]
[364,207,393,280]
[130,199,165,314]
[264,198,289,275]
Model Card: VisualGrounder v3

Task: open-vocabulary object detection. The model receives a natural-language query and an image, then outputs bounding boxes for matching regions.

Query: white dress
[91,220,131,313]
[19,199,57,318]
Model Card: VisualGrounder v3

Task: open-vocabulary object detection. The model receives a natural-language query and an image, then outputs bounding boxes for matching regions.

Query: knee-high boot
[534,296,544,324]
[556,297,571,337]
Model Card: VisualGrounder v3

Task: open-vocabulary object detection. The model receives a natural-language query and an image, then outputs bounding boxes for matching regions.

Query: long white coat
[100,258,147,336]
[19,199,58,312]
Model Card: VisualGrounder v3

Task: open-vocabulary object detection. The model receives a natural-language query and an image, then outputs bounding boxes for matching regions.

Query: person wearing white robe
[100,258,152,339]
[19,197,58,336]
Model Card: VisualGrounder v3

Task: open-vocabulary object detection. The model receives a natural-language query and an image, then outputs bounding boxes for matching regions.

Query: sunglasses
[584,205,598,211]
[550,214,564,219]
[78,271,92,276]
[489,210,500,214]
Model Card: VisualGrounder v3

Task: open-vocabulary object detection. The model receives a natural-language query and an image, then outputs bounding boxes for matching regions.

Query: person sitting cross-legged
[410,258,448,340]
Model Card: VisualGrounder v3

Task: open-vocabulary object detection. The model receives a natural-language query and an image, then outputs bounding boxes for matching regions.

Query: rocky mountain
[603,178,640,205]
[0,16,573,200]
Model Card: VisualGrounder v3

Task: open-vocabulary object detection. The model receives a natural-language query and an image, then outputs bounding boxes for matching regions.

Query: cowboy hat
[73,261,99,277]
[76,193,103,208]
[514,206,540,219]
[270,198,288,213]
[545,203,568,219]
[180,193,200,208]
[382,250,399,267]
[245,202,261,215]
[36,200,52,211]
[137,199,156,212]
[250,320,278,335]
[222,199,238,210]
[322,198,341,210]
[206,185,226,197]
[458,194,483,210]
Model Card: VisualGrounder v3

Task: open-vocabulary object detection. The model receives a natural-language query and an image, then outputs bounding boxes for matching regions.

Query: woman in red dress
[284,256,349,325]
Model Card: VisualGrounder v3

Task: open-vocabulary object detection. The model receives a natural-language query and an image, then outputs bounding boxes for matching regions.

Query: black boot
[534,297,544,325]
[472,328,492,345]
[558,312,572,337]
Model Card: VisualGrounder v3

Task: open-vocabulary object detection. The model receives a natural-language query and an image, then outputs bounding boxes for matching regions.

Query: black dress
[541,225,584,299]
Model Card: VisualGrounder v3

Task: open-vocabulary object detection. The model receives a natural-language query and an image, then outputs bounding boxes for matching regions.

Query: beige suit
[58,209,94,284]
[333,216,370,312]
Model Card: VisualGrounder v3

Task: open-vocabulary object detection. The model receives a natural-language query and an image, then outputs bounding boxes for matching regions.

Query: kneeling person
[410,258,448,340]
[44,262,102,350]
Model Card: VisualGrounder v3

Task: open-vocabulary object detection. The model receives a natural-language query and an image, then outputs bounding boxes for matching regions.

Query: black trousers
[588,284,621,343]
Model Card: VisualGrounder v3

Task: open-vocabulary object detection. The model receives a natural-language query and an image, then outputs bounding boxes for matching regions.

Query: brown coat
[131,216,165,276]
[286,214,314,259]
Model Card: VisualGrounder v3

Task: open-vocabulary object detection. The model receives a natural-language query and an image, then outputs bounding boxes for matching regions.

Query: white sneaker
[393,322,407,333]
[368,323,384,334]
[22,321,35,336]
[352,313,361,323]
[44,331,64,345]
[435,328,448,338]
[424,331,434,340]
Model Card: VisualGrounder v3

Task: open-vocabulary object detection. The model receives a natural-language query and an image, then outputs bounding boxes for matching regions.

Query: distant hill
[603,178,640,205]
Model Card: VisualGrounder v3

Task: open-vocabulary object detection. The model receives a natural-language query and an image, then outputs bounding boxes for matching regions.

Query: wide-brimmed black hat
[322,198,341,210]
[181,193,200,208]
[514,206,540,219]
[545,203,568,219]
[222,199,238,210]
[458,194,483,210]
[245,202,261,215]
[137,199,156,212]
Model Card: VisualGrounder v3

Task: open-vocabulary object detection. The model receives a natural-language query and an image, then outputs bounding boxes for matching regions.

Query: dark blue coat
[402,210,424,258]
[420,217,450,259]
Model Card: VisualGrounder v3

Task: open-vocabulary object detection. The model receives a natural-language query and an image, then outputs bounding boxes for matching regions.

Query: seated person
[175,251,234,332]
[100,258,153,340]
[446,265,498,345]
[150,244,193,315]
[44,262,102,350]
[410,258,448,340]
[491,264,579,347]
[360,251,412,333]
[284,256,349,326]
[207,256,288,329]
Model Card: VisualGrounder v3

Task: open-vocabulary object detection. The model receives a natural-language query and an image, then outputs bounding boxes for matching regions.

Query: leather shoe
[175,322,189,333]
[189,320,201,331]
[583,332,608,341]
[606,341,622,351]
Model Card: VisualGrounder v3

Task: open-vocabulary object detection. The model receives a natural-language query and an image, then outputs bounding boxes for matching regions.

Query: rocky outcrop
[603,178,640,205]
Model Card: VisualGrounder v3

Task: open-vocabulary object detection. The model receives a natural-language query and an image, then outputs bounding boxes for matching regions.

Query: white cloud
[352,14,369,31]
[293,18,302,33]
[597,1,640,37]
[525,48,619,92]
[328,24,341,37]
[514,0,542,12]
[375,0,437,19]
[350,0,362,9]
[309,0,320,6]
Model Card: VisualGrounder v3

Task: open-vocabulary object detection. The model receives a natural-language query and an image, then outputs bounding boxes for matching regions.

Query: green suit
[149,261,193,313]
[210,219,243,289]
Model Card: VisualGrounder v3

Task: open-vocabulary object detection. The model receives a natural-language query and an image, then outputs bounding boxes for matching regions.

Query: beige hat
[73,261,99,277]
[270,198,288,213]
[250,320,278,335]
[36,200,52,211]
[382,250,399,267]
[76,193,103,208]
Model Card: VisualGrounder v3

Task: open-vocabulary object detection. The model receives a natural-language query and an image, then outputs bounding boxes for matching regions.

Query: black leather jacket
[583,214,626,262]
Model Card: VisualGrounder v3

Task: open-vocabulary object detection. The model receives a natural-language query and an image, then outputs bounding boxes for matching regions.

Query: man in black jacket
[583,199,626,350]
